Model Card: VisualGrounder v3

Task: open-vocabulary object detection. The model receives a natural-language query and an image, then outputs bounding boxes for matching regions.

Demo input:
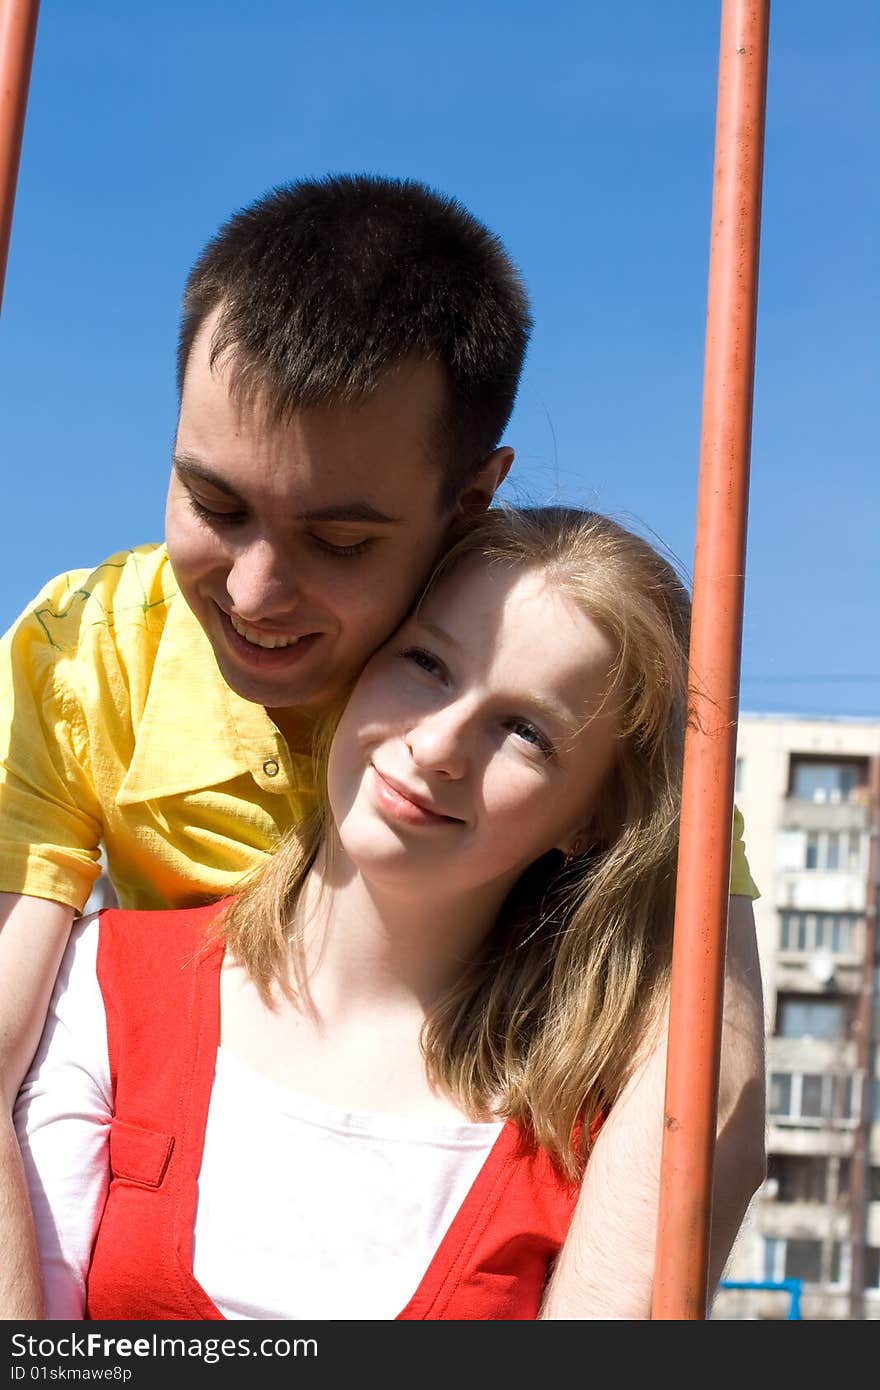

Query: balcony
[776,873,866,914]
[781,796,871,834]
[769,1035,857,1074]
[774,953,863,995]
[759,1203,850,1242]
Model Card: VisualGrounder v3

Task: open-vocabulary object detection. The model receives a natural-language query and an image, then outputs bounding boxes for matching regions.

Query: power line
[741,675,880,685]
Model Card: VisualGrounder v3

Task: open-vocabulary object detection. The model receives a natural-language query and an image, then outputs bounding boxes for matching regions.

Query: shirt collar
[116,587,302,805]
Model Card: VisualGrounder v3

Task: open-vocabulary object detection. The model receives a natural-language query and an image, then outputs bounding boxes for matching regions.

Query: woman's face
[327,556,621,900]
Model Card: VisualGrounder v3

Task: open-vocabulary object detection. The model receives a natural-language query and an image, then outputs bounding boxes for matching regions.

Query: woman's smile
[370,766,465,827]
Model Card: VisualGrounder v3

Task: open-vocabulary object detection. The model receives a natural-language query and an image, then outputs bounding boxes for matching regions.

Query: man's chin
[197,612,355,727]
[217,658,321,712]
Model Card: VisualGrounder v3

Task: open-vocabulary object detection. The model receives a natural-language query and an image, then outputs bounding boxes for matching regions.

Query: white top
[14,915,504,1320]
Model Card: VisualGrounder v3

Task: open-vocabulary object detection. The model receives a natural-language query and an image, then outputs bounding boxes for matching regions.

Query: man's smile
[228,612,309,650]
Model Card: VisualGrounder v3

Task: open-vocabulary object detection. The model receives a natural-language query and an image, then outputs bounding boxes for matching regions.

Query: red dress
[85,902,581,1321]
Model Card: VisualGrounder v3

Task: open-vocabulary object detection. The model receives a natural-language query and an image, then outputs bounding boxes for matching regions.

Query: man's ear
[456,446,514,515]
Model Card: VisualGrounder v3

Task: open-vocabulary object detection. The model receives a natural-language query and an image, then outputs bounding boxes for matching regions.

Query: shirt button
[262,759,280,777]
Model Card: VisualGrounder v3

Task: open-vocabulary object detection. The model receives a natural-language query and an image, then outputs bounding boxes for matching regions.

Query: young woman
[16,505,707,1320]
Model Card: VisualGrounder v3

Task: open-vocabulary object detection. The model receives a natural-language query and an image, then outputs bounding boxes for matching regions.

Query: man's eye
[400,646,445,679]
[188,495,246,526]
[507,719,554,758]
[311,535,374,558]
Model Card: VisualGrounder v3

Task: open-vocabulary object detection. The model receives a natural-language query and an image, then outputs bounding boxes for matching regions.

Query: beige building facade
[712,713,880,1320]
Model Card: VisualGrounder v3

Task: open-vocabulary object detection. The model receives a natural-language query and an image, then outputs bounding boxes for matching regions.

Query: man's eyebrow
[297,502,402,525]
[172,452,402,524]
[173,454,239,497]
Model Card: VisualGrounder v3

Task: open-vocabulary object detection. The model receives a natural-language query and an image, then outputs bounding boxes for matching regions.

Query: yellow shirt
[0,545,319,911]
[0,543,757,912]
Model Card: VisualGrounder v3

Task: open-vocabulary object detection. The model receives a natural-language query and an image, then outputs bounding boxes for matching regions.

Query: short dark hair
[177,173,532,508]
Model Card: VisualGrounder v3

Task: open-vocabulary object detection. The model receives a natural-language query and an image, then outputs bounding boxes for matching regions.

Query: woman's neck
[294,842,514,1022]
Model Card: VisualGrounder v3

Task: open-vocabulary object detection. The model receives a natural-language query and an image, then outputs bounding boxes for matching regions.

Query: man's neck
[267,705,318,757]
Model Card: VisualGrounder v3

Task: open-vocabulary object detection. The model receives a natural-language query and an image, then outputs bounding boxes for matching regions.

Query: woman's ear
[556,829,589,861]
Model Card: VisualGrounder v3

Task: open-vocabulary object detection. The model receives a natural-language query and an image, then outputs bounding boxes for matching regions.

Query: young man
[0,173,764,1318]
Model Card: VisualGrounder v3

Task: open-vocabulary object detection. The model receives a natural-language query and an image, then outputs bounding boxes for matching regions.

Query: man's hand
[0,893,75,1318]
[539,894,767,1319]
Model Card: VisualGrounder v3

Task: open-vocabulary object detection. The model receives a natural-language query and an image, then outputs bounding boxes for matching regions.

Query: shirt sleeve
[730,803,759,899]
[0,580,104,910]
[13,913,112,1319]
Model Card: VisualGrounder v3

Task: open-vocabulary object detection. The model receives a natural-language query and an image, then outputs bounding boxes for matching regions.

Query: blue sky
[1,0,877,719]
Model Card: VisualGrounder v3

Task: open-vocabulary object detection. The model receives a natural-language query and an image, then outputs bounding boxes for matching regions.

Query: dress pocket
[109,1118,175,1188]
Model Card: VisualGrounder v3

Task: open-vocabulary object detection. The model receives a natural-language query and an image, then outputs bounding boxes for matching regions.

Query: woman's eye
[188,495,246,526]
[400,646,445,680]
[508,719,554,758]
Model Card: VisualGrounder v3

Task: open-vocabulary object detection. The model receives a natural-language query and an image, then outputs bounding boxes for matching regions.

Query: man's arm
[0,893,75,1318]
[539,894,767,1319]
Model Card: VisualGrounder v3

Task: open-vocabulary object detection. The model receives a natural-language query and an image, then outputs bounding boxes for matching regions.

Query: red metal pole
[651,0,770,1320]
[0,0,39,313]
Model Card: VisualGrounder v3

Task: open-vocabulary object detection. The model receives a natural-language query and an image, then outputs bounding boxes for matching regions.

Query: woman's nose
[404,704,471,779]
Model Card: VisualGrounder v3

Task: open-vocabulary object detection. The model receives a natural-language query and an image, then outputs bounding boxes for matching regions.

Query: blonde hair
[222,506,690,1179]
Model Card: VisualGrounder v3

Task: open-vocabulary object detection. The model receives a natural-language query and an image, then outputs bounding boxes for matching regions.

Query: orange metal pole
[0,0,39,313]
[650,0,770,1320]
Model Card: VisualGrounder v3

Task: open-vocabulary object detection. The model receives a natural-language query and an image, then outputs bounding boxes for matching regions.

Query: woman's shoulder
[94,898,230,989]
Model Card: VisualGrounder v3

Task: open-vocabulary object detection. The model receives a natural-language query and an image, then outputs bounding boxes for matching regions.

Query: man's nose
[405,703,472,780]
[225,539,303,620]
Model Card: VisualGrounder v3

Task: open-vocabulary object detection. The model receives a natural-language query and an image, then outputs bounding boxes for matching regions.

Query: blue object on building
[719,1278,802,1319]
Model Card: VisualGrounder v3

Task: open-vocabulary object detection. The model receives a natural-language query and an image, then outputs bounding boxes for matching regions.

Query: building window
[801,1074,824,1117]
[768,1071,858,1125]
[767,1154,830,1203]
[826,914,856,953]
[831,1073,857,1120]
[786,1239,823,1283]
[780,912,808,951]
[735,757,744,794]
[867,1249,880,1290]
[769,1073,792,1116]
[789,757,867,804]
[799,829,865,873]
[763,1236,783,1283]
[776,993,850,1040]
[779,911,860,955]
[763,1237,844,1286]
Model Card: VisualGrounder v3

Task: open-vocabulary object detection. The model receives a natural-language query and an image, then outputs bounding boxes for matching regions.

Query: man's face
[166,316,510,727]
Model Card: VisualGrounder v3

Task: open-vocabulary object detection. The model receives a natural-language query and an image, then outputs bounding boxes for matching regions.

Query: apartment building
[711,713,880,1320]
